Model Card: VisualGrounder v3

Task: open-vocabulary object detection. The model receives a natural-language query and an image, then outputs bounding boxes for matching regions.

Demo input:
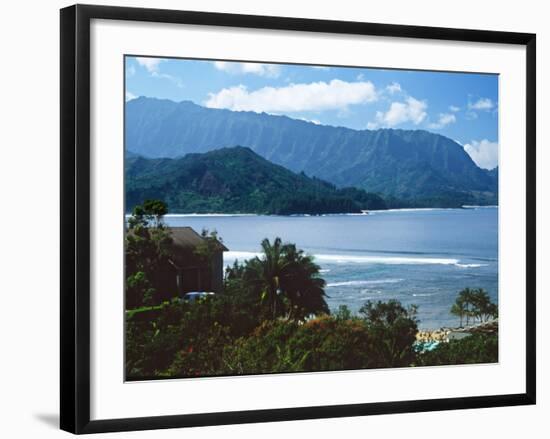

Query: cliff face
[126,97,497,206]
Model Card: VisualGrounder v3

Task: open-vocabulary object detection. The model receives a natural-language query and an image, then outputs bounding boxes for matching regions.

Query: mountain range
[126,97,498,207]
[126,146,387,214]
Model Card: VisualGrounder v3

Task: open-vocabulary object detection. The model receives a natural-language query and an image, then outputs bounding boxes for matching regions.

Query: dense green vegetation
[126,298,422,379]
[126,97,498,207]
[126,292,498,379]
[125,201,498,380]
[416,333,498,366]
[125,200,173,308]
[126,146,387,214]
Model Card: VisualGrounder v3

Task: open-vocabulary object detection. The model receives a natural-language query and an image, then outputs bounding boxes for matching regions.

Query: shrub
[126,301,189,379]
[127,298,423,379]
[416,333,498,366]
[126,292,265,379]
[286,316,374,371]
[221,315,397,375]
[359,300,419,367]
[164,322,232,377]
[221,320,301,375]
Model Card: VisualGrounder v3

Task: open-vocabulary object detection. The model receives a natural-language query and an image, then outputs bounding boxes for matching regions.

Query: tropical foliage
[450,288,498,327]
[359,300,419,367]
[125,199,498,379]
[126,146,387,215]
[239,237,329,321]
[125,200,173,308]
[417,333,498,366]
[126,298,421,379]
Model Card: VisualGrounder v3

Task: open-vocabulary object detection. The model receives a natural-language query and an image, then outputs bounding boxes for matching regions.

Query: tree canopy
[450,288,498,327]
[233,237,329,321]
[125,200,172,308]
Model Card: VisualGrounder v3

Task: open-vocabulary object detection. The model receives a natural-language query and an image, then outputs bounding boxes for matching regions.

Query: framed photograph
[60,4,536,434]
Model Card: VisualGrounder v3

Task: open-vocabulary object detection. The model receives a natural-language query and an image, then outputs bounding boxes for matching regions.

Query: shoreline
[416,319,498,343]
[124,205,499,218]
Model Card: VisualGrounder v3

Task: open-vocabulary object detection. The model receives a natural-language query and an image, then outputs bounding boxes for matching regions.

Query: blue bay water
[164,207,498,330]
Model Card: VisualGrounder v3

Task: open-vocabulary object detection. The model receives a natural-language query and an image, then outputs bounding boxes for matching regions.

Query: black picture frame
[60,4,536,434]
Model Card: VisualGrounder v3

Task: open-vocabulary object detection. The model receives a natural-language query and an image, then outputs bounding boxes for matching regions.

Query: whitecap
[224,251,262,266]
[455,263,488,268]
[315,254,459,265]
[225,251,486,269]
[327,279,403,287]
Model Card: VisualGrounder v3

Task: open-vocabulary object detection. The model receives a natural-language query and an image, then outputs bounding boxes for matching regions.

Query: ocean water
[164,207,498,329]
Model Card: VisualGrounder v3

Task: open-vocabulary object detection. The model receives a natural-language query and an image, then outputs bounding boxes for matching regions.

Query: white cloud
[468,97,494,111]
[135,57,164,73]
[369,96,427,128]
[126,65,136,77]
[205,79,378,113]
[386,82,402,94]
[449,105,460,112]
[125,91,137,102]
[311,66,330,70]
[152,71,183,88]
[298,117,321,125]
[366,121,378,130]
[213,61,281,78]
[428,113,456,130]
[463,139,499,169]
[134,57,183,87]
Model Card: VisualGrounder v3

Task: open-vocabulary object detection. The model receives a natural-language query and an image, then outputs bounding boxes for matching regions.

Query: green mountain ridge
[126,146,387,215]
[125,97,498,207]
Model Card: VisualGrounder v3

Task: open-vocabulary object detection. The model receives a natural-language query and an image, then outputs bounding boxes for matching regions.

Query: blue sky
[125,56,499,169]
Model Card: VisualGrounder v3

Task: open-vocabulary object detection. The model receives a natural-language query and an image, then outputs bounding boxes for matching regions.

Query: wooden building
[167,227,229,297]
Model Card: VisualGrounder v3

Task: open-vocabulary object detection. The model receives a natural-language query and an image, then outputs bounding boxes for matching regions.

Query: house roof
[169,227,229,252]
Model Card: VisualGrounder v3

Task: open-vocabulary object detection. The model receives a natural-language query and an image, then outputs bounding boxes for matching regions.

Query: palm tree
[450,301,465,327]
[279,243,329,320]
[243,237,329,320]
[455,288,474,326]
[244,238,288,318]
[470,288,496,322]
[452,288,497,326]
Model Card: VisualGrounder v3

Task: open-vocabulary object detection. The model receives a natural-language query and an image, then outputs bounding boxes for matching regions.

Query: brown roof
[169,227,229,252]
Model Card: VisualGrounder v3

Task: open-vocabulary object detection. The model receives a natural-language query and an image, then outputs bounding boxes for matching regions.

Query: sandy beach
[416,319,499,343]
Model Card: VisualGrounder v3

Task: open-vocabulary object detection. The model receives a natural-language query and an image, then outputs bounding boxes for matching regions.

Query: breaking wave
[224,252,486,269]
[327,279,403,287]
[455,263,488,268]
[315,254,460,266]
